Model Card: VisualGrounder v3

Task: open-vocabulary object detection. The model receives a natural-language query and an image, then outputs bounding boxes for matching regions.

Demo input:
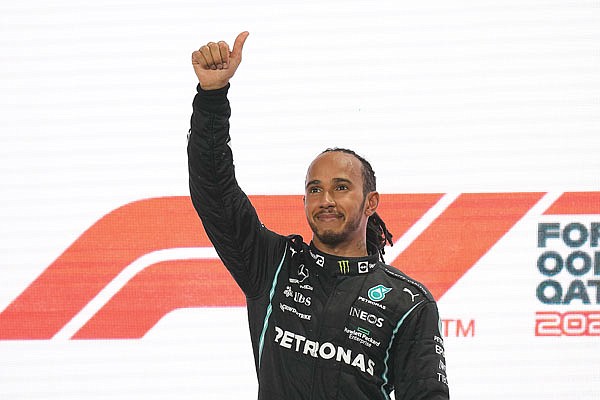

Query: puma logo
[403,287,420,302]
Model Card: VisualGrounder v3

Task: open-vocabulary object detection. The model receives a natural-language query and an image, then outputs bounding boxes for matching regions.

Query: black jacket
[187,84,449,400]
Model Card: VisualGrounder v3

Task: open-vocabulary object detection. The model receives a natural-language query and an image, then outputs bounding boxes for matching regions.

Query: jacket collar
[308,243,379,276]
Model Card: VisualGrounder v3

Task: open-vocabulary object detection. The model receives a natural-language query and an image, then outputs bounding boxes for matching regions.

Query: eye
[308,186,321,194]
[336,184,348,191]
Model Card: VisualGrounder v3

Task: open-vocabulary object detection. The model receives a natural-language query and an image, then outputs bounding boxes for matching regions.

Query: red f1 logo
[1,192,598,340]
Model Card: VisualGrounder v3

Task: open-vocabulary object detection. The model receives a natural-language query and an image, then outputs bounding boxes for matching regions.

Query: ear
[364,191,379,217]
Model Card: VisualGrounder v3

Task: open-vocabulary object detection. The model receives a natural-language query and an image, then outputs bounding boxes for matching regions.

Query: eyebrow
[305,177,353,189]
[305,179,320,188]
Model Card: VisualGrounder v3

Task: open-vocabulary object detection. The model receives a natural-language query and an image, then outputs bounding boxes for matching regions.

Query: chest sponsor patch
[368,285,392,302]
[279,303,311,321]
[345,326,382,348]
[349,306,384,328]
[274,326,375,376]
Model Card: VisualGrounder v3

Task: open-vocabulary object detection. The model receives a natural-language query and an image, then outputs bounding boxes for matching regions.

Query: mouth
[315,212,343,222]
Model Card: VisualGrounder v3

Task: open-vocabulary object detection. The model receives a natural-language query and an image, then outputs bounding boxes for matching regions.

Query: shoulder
[376,263,436,302]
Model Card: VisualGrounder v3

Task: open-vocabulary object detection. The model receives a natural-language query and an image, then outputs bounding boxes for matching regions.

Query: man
[188,31,449,400]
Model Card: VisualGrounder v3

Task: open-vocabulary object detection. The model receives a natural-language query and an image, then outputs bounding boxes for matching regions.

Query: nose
[320,190,335,208]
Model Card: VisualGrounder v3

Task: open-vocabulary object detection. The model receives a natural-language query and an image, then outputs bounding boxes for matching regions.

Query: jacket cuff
[194,83,230,114]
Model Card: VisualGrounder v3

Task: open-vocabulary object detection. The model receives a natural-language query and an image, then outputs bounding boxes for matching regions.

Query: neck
[312,238,369,257]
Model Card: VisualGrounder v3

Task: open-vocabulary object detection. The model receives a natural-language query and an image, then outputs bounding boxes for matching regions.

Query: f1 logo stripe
[55,248,225,340]
[391,192,545,300]
[73,258,246,339]
[0,197,209,340]
[544,192,600,215]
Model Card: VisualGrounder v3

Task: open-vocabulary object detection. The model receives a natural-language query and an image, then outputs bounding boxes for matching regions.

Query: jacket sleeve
[392,301,450,400]
[187,83,286,298]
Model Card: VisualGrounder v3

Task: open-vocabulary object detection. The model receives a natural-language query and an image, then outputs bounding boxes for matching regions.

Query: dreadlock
[321,148,394,262]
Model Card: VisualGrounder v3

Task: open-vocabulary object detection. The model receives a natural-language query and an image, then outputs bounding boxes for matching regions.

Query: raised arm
[187,32,287,298]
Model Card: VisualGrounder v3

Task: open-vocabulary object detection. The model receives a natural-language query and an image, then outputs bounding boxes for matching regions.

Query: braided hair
[321,148,394,262]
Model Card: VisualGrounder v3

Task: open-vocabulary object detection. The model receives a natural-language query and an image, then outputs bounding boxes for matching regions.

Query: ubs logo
[284,286,312,306]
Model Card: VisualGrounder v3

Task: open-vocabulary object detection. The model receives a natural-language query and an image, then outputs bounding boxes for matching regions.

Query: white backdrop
[1,0,599,399]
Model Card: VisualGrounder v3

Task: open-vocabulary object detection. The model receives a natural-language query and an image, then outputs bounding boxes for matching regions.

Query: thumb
[231,31,249,60]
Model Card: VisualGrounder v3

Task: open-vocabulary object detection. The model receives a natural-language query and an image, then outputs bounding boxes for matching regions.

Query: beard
[308,211,363,247]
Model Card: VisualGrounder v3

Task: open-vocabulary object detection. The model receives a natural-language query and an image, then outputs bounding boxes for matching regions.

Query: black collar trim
[308,243,379,276]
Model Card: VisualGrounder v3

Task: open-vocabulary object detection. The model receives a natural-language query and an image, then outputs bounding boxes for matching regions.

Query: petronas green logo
[367,285,392,302]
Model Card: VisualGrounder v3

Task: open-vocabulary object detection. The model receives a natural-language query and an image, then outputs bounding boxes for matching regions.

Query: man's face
[304,151,377,253]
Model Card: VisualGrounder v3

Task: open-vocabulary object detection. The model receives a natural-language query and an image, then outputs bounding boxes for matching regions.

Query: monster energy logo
[338,260,350,274]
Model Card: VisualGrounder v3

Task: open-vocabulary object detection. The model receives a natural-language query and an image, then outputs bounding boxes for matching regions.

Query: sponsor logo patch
[368,285,392,302]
